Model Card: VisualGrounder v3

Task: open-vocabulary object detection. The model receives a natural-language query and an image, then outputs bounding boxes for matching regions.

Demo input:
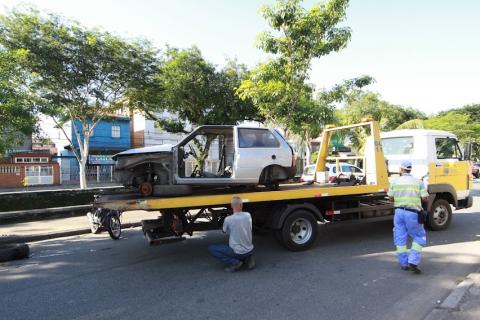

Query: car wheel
[426,199,452,231]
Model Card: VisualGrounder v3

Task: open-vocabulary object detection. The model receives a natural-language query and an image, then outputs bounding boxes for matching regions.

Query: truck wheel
[276,210,318,251]
[426,199,452,231]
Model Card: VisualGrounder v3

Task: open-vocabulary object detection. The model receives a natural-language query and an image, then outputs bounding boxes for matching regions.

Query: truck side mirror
[463,142,472,160]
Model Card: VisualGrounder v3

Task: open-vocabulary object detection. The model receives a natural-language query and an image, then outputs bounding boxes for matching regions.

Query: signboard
[88,155,115,165]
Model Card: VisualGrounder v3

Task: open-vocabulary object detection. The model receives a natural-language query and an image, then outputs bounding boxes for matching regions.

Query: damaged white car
[113,125,296,196]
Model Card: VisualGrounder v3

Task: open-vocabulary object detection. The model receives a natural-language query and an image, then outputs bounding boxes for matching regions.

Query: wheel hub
[433,205,448,225]
[290,218,313,245]
[139,182,153,197]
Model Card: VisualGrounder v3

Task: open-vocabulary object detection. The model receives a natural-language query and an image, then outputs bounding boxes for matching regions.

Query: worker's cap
[400,160,412,170]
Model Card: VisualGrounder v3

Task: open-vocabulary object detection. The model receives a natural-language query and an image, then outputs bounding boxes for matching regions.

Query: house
[131,112,186,148]
[0,151,60,187]
[40,115,131,184]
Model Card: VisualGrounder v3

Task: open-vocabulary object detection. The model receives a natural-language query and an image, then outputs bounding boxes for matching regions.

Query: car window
[381,137,414,155]
[238,128,280,148]
[435,137,462,159]
[341,165,352,173]
[352,166,362,173]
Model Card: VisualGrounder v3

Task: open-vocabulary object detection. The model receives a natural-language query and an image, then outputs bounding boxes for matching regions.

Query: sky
[1,0,479,115]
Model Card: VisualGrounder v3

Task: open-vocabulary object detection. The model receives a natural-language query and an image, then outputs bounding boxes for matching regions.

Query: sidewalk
[0,182,122,194]
[0,210,156,244]
[424,269,480,320]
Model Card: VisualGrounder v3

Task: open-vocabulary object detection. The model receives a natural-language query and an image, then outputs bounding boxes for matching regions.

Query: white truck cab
[380,129,463,179]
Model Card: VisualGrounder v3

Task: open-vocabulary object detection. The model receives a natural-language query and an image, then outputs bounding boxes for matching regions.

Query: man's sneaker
[245,255,256,270]
[225,261,243,273]
[400,265,410,271]
[408,263,422,274]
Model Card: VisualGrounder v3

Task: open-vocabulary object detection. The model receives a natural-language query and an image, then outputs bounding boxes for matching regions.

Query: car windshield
[303,166,315,175]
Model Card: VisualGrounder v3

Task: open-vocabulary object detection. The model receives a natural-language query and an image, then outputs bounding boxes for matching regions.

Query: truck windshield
[381,137,414,155]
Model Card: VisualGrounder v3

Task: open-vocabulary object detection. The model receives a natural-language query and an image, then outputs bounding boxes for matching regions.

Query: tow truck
[93,120,473,251]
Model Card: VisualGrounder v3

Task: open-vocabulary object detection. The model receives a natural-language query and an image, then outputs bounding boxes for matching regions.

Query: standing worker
[388,160,428,274]
[208,196,255,272]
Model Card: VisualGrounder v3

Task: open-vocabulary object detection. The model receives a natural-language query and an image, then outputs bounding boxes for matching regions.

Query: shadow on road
[0,208,479,320]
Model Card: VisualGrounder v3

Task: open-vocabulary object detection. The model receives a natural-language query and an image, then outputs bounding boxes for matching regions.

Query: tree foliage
[337,92,426,131]
[0,50,37,155]
[0,9,160,188]
[238,0,372,145]
[335,91,426,152]
[152,46,261,133]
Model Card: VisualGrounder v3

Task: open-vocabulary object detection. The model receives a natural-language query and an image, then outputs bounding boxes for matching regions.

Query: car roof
[381,129,457,139]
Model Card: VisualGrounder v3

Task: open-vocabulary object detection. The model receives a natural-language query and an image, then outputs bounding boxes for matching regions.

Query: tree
[0,9,160,188]
[0,50,37,155]
[337,92,426,131]
[149,47,262,173]
[334,91,426,153]
[237,0,372,162]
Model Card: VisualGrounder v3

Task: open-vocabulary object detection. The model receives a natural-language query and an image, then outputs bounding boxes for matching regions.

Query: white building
[131,112,187,148]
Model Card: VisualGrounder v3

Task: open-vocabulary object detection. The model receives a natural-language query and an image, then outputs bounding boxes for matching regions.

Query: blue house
[71,117,131,154]
[60,116,131,183]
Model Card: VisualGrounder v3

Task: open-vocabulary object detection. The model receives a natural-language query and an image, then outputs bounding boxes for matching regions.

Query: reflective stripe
[396,245,408,253]
[390,174,427,210]
[411,242,423,252]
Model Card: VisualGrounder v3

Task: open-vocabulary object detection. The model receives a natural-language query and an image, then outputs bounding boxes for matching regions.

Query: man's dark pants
[208,244,252,266]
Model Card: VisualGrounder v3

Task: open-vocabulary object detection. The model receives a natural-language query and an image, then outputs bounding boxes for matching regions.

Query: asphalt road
[1,185,479,320]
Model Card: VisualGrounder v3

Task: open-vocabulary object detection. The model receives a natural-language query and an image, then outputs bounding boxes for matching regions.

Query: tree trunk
[73,122,91,190]
[79,158,88,189]
[304,141,312,166]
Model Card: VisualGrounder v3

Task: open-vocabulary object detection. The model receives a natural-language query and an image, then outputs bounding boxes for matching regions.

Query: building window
[15,157,49,163]
[112,125,121,138]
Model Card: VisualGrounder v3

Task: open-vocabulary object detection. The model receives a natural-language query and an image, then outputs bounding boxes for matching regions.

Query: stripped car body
[113,125,296,196]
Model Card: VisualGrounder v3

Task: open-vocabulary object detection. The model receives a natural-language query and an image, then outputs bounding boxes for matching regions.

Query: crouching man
[208,196,255,272]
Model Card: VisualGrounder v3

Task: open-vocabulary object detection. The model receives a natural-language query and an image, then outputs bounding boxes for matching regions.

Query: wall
[0,163,60,188]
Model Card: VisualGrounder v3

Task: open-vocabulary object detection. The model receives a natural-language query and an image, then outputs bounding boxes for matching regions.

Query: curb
[0,222,142,245]
[424,267,480,320]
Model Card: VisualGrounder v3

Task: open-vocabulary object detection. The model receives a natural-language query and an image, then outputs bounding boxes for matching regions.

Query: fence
[60,164,114,185]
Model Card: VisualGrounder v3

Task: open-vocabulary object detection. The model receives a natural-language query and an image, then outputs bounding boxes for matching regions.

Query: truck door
[234,128,285,183]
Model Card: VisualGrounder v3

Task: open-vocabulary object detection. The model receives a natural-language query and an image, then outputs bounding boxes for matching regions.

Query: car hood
[113,144,174,159]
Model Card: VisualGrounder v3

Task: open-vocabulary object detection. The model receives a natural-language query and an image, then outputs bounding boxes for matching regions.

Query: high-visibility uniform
[388,173,428,266]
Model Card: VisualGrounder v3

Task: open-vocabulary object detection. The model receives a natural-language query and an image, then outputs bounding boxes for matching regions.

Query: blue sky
[1,0,479,114]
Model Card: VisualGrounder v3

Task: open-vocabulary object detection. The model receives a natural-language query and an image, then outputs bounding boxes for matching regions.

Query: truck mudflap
[457,195,473,209]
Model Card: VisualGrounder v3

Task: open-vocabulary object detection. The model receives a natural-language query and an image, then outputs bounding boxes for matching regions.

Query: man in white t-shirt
[208,196,255,272]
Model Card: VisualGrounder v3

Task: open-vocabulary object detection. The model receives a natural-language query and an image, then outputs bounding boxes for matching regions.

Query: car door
[234,128,283,183]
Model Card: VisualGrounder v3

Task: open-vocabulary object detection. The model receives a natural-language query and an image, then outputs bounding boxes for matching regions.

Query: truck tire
[426,199,452,231]
[276,210,318,251]
[0,243,30,262]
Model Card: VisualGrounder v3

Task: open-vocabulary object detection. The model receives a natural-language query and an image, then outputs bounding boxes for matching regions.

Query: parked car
[300,163,364,183]
[113,125,296,196]
[472,162,480,178]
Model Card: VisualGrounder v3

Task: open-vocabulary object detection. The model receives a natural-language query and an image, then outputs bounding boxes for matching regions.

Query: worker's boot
[408,263,422,274]
[225,261,243,273]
